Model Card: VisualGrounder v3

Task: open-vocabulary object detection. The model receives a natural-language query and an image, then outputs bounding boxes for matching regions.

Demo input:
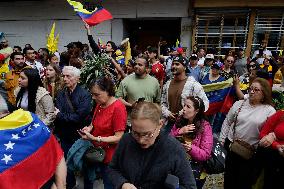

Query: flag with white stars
[0,109,63,189]
[202,78,234,115]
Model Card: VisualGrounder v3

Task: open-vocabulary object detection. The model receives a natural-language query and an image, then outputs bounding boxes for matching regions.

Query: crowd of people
[0,24,284,189]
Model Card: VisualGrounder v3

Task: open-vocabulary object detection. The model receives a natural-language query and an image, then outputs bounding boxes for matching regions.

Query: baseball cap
[211,61,223,69]
[205,54,214,59]
[190,54,198,60]
[177,47,184,55]
[173,56,188,67]
[65,42,75,49]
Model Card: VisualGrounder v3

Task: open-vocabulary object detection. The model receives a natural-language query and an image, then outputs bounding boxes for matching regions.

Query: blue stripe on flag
[0,113,51,173]
[206,87,230,103]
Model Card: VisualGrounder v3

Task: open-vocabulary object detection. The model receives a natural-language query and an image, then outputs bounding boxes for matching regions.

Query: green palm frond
[80,53,112,87]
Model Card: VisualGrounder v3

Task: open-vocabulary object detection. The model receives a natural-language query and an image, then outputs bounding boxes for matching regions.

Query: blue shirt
[188,65,202,82]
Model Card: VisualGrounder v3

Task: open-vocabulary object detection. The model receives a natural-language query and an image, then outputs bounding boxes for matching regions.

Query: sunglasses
[249,64,256,68]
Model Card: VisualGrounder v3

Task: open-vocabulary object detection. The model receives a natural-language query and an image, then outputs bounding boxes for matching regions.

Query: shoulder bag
[229,100,256,160]
[83,106,106,165]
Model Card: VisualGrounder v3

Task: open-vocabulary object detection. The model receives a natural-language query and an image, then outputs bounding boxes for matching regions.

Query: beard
[135,70,143,76]
[171,67,181,76]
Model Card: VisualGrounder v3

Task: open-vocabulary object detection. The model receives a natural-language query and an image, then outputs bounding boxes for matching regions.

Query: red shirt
[91,100,127,163]
[260,110,284,149]
[0,54,5,61]
[151,61,165,83]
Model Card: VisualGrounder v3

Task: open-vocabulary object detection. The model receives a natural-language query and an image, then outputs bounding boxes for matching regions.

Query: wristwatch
[97,136,102,143]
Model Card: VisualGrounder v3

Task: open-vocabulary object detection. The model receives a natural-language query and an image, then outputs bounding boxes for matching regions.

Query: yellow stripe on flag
[67,0,97,14]
[202,78,233,92]
[0,109,33,130]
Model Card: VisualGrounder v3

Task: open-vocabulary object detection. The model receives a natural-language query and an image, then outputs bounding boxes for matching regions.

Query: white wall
[0,0,112,52]
[181,17,192,56]
[0,0,190,52]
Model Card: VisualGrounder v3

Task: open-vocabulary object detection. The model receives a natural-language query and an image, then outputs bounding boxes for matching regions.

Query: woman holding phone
[170,96,213,189]
[78,76,127,189]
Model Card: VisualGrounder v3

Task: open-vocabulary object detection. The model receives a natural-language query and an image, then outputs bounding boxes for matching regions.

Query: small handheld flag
[67,0,113,26]
[176,39,181,48]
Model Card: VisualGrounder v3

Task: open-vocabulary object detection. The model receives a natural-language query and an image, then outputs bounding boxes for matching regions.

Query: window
[194,9,250,56]
[251,9,284,56]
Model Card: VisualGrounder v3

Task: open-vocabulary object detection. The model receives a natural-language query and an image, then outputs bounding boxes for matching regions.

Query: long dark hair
[16,68,43,113]
[175,96,207,139]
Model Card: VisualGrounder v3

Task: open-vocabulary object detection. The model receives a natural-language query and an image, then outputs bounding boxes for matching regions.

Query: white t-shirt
[220,99,275,147]
[25,60,45,78]
[252,49,272,64]
[197,57,205,66]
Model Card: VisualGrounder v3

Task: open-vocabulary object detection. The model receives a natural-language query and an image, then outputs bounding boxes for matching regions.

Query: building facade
[1,0,283,57]
[0,0,191,53]
[192,0,284,57]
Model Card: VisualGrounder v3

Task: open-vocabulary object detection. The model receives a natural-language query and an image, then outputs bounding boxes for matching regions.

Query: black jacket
[88,34,100,55]
[54,85,92,142]
[108,132,197,189]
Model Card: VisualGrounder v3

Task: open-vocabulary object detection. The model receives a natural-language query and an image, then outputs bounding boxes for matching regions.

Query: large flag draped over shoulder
[67,0,113,26]
[202,78,234,115]
[0,109,63,189]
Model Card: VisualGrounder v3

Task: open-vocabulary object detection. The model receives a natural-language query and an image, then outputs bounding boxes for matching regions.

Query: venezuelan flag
[0,109,63,189]
[67,0,113,26]
[202,78,234,115]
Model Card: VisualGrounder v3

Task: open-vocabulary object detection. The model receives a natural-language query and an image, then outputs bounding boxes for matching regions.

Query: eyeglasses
[249,87,262,93]
[131,126,159,139]
[248,64,256,69]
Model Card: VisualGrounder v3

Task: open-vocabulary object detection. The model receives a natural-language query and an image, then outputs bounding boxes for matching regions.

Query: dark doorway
[124,18,181,55]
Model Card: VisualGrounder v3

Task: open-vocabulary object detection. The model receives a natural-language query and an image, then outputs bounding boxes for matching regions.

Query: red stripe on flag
[205,101,223,116]
[83,8,113,26]
[0,135,63,189]
[220,93,234,114]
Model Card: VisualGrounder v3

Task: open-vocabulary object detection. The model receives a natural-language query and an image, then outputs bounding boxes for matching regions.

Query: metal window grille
[251,9,284,55]
[194,9,250,56]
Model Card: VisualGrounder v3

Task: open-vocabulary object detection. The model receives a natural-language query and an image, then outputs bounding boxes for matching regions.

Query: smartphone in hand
[78,129,86,135]
[175,136,185,143]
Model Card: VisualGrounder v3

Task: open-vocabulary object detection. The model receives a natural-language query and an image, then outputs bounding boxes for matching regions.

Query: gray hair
[62,66,81,78]
[0,94,8,113]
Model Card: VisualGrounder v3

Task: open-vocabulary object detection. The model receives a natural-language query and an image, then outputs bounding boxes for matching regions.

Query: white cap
[205,54,214,59]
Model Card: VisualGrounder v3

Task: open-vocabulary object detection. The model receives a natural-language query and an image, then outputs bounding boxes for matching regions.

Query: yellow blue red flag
[0,109,63,189]
[67,0,113,26]
[202,78,234,115]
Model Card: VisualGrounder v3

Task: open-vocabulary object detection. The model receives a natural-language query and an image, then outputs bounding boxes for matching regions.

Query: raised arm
[84,23,100,55]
